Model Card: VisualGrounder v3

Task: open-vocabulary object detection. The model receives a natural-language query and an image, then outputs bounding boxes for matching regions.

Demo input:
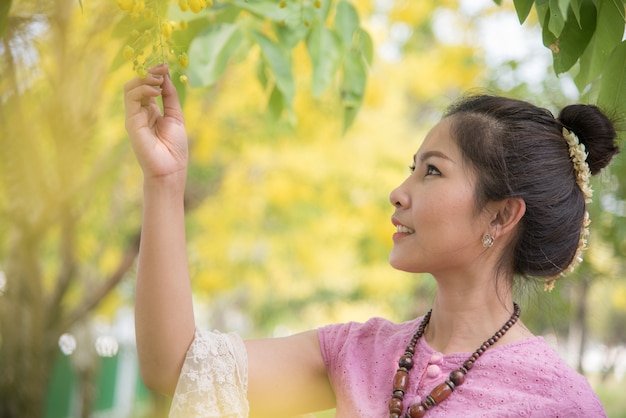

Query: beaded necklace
[388,303,521,418]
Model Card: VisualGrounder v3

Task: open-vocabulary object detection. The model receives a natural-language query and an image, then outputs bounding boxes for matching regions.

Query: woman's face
[388,118,490,275]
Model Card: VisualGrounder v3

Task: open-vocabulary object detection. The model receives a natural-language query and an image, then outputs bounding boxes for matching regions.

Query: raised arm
[125,66,336,414]
[124,64,194,395]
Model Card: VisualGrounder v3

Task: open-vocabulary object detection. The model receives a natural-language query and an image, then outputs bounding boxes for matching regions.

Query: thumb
[161,69,184,123]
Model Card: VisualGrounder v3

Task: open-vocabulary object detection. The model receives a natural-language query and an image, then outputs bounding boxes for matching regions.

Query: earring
[482,233,494,248]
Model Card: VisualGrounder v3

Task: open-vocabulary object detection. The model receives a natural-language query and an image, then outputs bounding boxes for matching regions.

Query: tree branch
[61,232,140,331]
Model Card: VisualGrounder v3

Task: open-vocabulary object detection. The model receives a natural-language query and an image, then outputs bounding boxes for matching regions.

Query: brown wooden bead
[393,370,409,392]
[389,397,403,412]
[449,369,466,386]
[429,382,454,404]
[407,403,427,418]
[388,303,521,417]
[399,354,414,370]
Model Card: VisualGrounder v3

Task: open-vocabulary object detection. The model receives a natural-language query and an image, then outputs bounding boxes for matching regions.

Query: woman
[124,64,619,417]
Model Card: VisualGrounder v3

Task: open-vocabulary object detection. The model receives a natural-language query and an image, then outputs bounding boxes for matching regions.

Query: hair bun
[557,104,619,175]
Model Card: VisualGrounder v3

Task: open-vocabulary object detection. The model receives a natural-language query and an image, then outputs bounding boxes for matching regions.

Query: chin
[388,255,414,273]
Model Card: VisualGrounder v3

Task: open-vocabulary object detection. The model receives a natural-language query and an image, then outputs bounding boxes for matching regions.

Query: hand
[124,64,188,181]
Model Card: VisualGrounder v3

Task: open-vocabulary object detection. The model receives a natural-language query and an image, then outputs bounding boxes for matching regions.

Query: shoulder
[318,316,421,352]
[467,337,606,416]
[317,316,424,370]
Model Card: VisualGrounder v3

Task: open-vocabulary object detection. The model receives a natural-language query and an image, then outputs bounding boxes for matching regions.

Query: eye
[408,164,416,173]
[426,164,441,176]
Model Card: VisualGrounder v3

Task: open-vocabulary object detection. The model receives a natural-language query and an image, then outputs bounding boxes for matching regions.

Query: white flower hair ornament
[544,128,593,292]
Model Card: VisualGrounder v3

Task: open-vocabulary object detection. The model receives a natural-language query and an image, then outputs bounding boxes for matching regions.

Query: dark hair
[444,95,619,282]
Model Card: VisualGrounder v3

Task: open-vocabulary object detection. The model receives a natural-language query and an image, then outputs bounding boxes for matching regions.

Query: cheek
[424,193,478,233]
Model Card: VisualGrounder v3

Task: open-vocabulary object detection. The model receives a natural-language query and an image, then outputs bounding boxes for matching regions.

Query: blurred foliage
[112,0,374,131]
[496,0,626,117]
[0,0,625,417]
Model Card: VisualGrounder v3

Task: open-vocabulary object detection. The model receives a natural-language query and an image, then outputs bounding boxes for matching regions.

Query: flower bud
[116,0,134,11]
[178,52,189,67]
[123,45,135,60]
[188,0,203,13]
[162,21,173,38]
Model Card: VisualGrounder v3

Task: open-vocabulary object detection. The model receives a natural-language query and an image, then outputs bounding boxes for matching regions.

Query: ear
[488,197,526,238]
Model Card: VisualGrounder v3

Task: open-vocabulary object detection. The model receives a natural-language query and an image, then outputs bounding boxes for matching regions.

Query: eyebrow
[414,150,455,164]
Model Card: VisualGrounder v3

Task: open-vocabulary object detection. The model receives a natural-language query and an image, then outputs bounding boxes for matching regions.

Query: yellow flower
[178,52,189,67]
[162,21,173,38]
[179,75,188,83]
[188,0,203,13]
[116,0,134,11]
[137,66,148,78]
[132,0,145,14]
[123,45,135,60]
[178,0,189,12]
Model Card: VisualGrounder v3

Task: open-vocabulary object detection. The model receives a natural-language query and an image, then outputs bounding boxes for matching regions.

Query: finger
[161,69,185,124]
[124,71,165,95]
[124,80,164,118]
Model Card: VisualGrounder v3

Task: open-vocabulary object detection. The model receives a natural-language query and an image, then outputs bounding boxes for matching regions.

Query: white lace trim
[169,329,249,418]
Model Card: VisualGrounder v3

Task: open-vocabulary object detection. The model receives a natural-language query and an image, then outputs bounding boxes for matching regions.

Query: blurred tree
[0,1,143,416]
[0,0,624,417]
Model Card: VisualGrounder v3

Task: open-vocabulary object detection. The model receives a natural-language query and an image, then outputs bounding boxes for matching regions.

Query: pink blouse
[318,316,606,417]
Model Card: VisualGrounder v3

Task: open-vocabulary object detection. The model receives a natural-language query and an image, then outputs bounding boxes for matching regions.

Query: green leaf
[355,28,374,66]
[251,31,295,107]
[493,0,503,5]
[187,23,245,88]
[255,59,269,90]
[275,20,310,50]
[552,1,596,74]
[267,85,285,119]
[535,0,551,31]
[334,0,360,47]
[341,49,367,132]
[231,0,295,22]
[307,26,341,96]
[574,0,625,91]
[598,40,626,118]
[569,0,583,26]
[513,0,535,23]
[541,9,556,48]
[548,0,566,36]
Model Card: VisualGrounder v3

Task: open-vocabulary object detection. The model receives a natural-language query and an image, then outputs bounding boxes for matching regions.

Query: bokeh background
[1,0,625,417]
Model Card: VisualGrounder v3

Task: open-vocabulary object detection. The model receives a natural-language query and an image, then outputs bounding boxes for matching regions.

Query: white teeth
[397,225,415,234]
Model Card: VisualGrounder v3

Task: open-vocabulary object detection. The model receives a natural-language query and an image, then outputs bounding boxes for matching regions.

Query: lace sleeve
[169,328,249,418]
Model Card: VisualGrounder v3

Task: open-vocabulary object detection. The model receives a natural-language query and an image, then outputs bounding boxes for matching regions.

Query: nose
[389,181,408,209]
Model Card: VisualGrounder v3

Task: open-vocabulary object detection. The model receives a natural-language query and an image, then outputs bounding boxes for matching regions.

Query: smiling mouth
[396,225,415,234]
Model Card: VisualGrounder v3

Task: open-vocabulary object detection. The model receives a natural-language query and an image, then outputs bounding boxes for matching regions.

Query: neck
[424,279,529,354]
